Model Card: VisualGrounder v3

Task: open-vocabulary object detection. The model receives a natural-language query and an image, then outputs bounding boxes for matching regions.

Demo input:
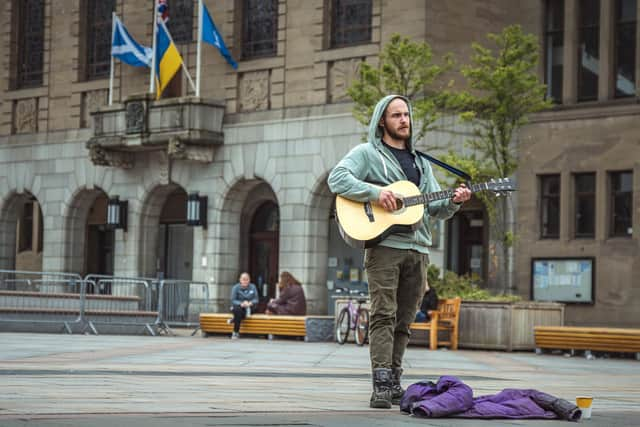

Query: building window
[545,0,564,103]
[609,171,633,237]
[615,0,637,97]
[14,0,45,89]
[540,174,561,239]
[85,0,115,80]
[167,0,194,44]
[242,0,278,59]
[574,173,596,238]
[330,0,372,48]
[577,0,600,101]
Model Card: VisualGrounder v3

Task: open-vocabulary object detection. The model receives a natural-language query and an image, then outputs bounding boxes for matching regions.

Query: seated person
[265,271,307,315]
[229,272,259,339]
[415,280,438,322]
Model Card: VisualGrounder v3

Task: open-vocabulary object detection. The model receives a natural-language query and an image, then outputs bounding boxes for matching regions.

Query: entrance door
[447,209,486,280]
[159,223,193,280]
[249,201,279,312]
[85,224,115,293]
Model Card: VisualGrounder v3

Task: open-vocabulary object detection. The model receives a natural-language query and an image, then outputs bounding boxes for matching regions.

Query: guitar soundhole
[395,198,404,210]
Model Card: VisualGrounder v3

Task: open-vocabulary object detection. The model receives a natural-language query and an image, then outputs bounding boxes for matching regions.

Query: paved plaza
[0,331,638,426]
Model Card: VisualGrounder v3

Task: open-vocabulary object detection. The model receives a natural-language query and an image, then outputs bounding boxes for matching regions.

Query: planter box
[458,301,564,351]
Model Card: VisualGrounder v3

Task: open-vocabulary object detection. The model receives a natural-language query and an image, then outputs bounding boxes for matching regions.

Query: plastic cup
[576,396,593,419]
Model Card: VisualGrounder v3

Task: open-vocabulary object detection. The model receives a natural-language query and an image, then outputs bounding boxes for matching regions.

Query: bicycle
[334,287,370,346]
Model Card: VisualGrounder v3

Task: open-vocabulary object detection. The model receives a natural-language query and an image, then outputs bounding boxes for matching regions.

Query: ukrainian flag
[155,20,183,98]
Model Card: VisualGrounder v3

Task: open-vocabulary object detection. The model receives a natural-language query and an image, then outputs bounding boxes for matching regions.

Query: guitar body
[335,181,425,248]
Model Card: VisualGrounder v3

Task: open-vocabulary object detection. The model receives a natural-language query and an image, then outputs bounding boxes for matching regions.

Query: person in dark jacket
[265,271,307,315]
[415,280,438,322]
[229,272,259,339]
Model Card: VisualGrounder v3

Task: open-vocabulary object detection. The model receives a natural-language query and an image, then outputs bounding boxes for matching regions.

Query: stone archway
[63,187,110,276]
[0,192,43,272]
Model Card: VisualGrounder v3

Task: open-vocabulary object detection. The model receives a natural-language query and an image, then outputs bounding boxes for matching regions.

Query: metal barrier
[83,275,159,336]
[156,279,209,335]
[0,269,85,334]
[0,270,211,336]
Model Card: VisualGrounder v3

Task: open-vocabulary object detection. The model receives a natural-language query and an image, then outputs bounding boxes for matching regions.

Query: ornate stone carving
[168,137,214,163]
[126,100,146,133]
[13,98,38,134]
[239,70,270,111]
[167,137,187,159]
[88,144,134,169]
[329,59,362,103]
[82,90,108,128]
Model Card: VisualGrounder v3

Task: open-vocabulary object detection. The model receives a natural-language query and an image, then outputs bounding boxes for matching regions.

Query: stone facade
[9,0,636,325]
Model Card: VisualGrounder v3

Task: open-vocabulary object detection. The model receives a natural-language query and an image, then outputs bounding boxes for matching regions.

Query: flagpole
[159,19,197,94]
[196,0,203,97]
[109,12,116,105]
[149,14,158,95]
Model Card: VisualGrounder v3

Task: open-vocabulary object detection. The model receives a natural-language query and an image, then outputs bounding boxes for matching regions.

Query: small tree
[347,34,453,141]
[444,25,552,294]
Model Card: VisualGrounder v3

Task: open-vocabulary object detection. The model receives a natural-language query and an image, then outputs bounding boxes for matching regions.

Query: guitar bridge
[363,202,375,222]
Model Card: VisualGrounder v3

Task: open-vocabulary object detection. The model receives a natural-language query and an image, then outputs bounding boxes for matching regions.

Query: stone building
[2,1,635,325]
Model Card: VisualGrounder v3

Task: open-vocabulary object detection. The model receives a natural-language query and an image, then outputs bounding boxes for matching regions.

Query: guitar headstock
[485,178,516,194]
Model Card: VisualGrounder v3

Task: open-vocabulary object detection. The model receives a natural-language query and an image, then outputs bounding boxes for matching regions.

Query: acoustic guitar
[335,178,515,248]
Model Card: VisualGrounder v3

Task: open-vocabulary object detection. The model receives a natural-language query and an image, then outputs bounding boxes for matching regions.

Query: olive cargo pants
[365,245,427,369]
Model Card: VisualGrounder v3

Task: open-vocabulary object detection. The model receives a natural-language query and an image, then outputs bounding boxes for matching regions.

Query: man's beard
[385,126,410,142]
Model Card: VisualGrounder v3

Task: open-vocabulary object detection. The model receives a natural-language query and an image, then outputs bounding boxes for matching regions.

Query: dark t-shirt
[382,140,421,186]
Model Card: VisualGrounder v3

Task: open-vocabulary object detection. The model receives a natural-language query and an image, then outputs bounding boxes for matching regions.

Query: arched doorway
[85,193,114,278]
[157,188,193,280]
[249,201,279,312]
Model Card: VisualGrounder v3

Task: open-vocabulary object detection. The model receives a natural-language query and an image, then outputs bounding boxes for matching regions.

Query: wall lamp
[106,196,128,231]
[187,193,207,228]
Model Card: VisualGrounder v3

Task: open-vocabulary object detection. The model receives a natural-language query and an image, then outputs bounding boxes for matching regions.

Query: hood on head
[367,94,414,152]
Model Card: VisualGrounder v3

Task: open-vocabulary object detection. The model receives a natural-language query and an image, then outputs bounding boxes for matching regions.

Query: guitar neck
[403,183,488,207]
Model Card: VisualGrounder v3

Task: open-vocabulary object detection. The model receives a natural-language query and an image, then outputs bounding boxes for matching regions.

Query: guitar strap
[415,150,471,181]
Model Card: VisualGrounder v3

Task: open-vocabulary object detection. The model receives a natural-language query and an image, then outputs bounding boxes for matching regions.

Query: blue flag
[201,2,238,69]
[111,15,152,68]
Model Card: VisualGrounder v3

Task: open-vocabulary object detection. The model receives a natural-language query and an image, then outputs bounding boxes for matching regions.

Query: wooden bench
[410,297,461,350]
[534,326,640,355]
[199,313,334,342]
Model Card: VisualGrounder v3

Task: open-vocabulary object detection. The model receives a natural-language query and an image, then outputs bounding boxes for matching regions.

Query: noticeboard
[531,258,594,303]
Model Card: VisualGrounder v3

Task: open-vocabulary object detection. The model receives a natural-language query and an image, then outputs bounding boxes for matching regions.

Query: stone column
[563,0,579,104]
[599,0,615,100]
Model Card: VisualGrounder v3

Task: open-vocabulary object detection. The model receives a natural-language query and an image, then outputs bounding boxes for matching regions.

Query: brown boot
[390,367,405,405]
[369,368,393,409]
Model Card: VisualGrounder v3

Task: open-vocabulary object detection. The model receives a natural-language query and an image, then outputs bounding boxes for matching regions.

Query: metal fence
[0,269,85,334]
[155,279,209,335]
[0,270,211,336]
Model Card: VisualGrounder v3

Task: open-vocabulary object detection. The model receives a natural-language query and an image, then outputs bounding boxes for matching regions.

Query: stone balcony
[87,95,225,168]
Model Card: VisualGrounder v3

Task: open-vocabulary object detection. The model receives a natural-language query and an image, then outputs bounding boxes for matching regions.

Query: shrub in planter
[427,264,520,302]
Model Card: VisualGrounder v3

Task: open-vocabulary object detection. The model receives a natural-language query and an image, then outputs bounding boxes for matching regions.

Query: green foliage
[347,34,454,141]
[427,264,520,302]
[447,25,552,179]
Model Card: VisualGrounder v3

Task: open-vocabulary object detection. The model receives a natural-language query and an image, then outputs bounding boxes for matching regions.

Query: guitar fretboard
[403,183,487,207]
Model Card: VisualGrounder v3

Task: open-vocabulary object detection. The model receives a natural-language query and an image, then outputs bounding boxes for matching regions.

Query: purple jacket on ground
[400,376,581,421]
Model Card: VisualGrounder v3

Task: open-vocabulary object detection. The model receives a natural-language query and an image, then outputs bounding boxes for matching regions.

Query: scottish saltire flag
[111,15,152,68]
[157,0,169,22]
[155,21,183,98]
[201,2,238,69]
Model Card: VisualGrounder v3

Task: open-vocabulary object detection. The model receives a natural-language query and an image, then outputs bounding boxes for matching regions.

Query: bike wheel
[335,308,350,344]
[354,308,370,346]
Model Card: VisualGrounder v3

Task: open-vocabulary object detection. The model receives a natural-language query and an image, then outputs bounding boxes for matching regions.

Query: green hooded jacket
[327,95,460,254]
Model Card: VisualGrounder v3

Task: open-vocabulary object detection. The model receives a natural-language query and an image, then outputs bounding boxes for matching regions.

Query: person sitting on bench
[265,271,307,315]
[415,280,438,322]
[229,272,259,339]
